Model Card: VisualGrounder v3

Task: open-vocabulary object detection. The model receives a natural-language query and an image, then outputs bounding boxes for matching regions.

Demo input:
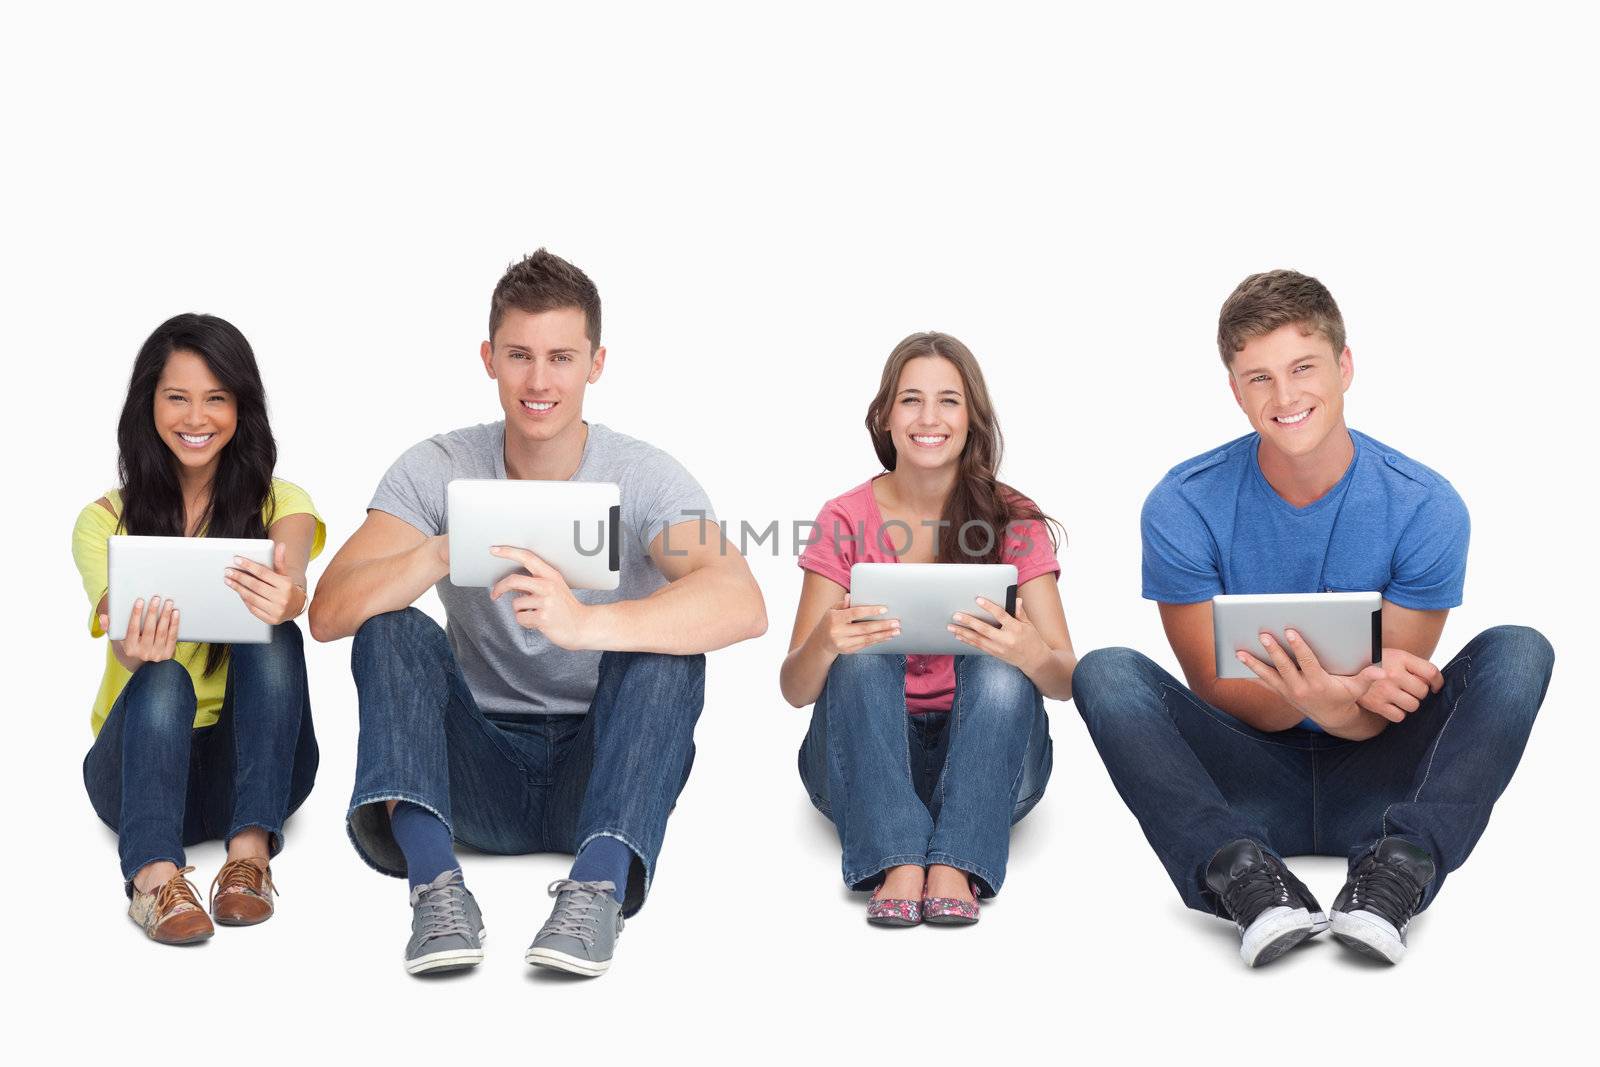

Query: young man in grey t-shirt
[310,250,767,978]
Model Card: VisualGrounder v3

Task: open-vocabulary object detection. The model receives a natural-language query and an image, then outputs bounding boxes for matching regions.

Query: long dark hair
[865,331,1062,564]
[116,313,277,675]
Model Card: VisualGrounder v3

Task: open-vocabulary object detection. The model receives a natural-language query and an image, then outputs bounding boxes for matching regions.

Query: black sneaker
[1204,839,1327,968]
[1330,839,1435,964]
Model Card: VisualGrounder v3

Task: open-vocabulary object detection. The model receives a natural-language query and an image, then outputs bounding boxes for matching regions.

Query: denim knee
[352,607,448,668]
[956,655,1037,713]
[122,659,198,735]
[606,649,706,685]
[1072,647,1160,719]
[229,620,307,696]
[1467,625,1555,678]
[824,650,900,688]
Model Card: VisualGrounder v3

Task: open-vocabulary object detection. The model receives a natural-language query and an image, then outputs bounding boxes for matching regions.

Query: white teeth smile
[911,435,947,445]
[522,401,555,411]
[178,433,215,445]
[1274,409,1312,425]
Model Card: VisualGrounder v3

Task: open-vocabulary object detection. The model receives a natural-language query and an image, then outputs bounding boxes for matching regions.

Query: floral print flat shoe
[922,882,980,926]
[866,895,922,927]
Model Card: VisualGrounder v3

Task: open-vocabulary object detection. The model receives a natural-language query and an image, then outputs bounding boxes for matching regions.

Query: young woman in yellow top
[72,314,325,945]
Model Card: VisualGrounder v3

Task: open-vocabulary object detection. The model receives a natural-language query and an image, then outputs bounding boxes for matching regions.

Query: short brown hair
[1217,269,1344,366]
[489,249,602,348]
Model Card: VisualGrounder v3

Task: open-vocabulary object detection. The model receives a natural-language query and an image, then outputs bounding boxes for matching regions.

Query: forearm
[580,565,766,655]
[309,539,446,641]
[1021,647,1077,702]
[1201,678,1389,740]
[780,627,838,708]
[1198,678,1314,733]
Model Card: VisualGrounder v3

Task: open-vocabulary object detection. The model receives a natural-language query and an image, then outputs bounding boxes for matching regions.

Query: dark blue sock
[389,801,460,889]
[569,835,634,903]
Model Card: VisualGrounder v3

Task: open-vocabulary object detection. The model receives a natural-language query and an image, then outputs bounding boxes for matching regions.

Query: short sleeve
[1141,479,1223,603]
[1385,482,1470,610]
[1002,503,1061,585]
[797,498,857,590]
[72,498,119,636]
[268,479,327,561]
[368,439,449,537]
[628,449,716,556]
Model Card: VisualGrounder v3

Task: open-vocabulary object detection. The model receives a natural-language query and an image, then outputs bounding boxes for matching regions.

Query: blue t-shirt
[1142,429,1469,609]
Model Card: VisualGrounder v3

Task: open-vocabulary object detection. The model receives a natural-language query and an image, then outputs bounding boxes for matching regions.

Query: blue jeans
[1071,625,1554,915]
[798,653,1052,896]
[345,608,704,916]
[83,621,319,885]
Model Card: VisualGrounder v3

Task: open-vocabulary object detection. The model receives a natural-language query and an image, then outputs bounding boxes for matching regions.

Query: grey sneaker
[525,879,623,977]
[405,869,485,976]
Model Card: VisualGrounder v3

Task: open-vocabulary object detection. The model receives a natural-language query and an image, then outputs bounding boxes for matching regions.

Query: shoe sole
[1330,910,1405,964]
[922,915,978,926]
[525,945,611,976]
[149,928,215,945]
[406,929,487,975]
[213,911,272,927]
[1241,906,1315,968]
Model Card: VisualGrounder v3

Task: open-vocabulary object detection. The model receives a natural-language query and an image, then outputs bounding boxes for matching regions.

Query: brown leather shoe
[129,866,215,945]
[210,858,277,926]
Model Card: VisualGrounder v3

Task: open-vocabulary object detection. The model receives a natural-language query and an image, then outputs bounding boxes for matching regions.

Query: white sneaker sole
[1331,909,1405,964]
[406,930,487,975]
[525,945,611,976]
[1240,906,1316,968]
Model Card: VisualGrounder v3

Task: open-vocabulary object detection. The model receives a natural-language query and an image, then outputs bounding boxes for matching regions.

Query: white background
[5,2,1595,1062]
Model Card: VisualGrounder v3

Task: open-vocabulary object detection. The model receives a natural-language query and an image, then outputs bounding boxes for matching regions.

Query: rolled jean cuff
[576,829,651,917]
[347,791,452,879]
[121,852,187,895]
[925,851,1001,898]
[844,852,930,892]
[223,821,285,859]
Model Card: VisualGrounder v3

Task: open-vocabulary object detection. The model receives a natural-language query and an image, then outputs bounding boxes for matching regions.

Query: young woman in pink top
[780,332,1078,926]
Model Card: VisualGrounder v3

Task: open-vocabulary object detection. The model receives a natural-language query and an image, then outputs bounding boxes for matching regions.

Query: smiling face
[153,349,237,475]
[480,306,605,447]
[1228,323,1353,462]
[884,355,969,471]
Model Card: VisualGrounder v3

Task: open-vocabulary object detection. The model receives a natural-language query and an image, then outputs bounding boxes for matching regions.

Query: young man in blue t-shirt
[1072,270,1553,967]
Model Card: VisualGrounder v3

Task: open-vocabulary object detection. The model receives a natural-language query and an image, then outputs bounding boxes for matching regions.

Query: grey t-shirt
[369,421,715,716]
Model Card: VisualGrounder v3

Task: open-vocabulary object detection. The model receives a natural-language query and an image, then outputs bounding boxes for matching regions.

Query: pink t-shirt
[798,476,1061,713]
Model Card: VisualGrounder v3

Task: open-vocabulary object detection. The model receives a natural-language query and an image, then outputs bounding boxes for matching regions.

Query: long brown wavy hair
[865,332,1062,564]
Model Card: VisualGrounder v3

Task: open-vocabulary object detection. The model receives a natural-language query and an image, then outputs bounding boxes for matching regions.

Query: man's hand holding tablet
[1235,628,1389,729]
[489,544,590,650]
[1356,648,1445,723]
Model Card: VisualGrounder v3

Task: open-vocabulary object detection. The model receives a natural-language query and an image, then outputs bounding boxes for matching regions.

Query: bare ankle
[133,861,180,895]
[227,828,272,865]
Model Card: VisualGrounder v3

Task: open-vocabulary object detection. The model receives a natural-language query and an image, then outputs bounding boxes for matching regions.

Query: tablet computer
[447,479,621,590]
[107,536,275,644]
[848,562,1019,656]
[1213,591,1382,680]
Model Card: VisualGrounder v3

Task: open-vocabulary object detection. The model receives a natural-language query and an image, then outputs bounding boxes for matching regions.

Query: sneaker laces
[538,880,618,946]
[410,869,474,942]
[1347,859,1425,926]
[155,866,204,914]
[1220,861,1293,926]
[209,858,274,912]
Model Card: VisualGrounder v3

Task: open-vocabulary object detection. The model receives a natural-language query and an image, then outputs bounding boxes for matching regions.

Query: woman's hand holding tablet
[222,542,306,625]
[817,594,902,655]
[948,596,1052,672]
[101,597,180,671]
